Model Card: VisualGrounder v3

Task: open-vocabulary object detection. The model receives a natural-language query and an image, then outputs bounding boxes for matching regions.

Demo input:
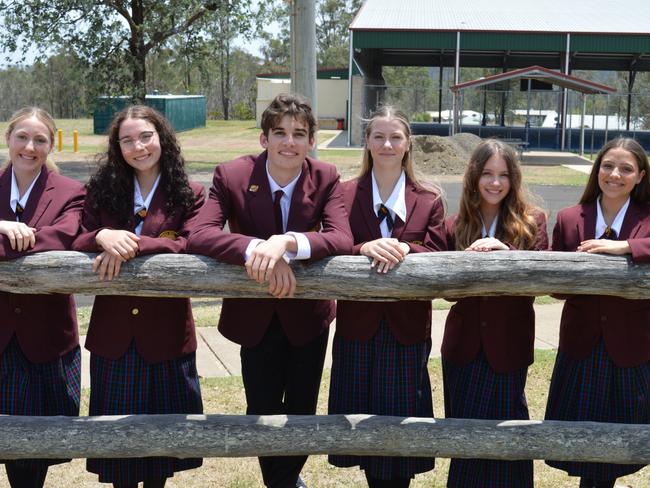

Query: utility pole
[290,0,317,156]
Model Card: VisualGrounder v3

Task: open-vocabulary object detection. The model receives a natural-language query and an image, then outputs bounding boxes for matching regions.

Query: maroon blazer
[552,201,650,367]
[187,151,353,347]
[335,173,446,344]
[441,212,549,373]
[72,182,205,364]
[0,166,85,363]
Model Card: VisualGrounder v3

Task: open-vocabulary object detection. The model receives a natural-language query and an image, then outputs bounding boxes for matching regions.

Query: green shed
[93,95,206,134]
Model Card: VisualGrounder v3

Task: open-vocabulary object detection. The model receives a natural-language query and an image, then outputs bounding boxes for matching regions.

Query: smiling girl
[0,107,85,488]
[545,137,650,488]
[329,106,446,487]
[442,139,548,488]
[73,105,205,488]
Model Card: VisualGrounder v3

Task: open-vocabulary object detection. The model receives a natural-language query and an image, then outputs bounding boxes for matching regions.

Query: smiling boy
[188,93,352,488]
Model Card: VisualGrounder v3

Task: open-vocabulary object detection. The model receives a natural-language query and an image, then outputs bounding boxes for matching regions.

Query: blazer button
[14,307,21,314]
[601,315,607,322]
[481,321,487,327]
[131,308,139,316]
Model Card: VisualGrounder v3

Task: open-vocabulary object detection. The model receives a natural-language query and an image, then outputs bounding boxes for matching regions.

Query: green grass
[42,350,650,487]
[522,165,589,186]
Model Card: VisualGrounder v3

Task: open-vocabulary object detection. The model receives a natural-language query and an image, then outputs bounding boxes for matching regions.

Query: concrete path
[79,302,563,386]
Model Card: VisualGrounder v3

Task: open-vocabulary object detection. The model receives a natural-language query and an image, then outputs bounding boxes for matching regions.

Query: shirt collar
[10,166,42,215]
[371,169,407,223]
[596,196,629,238]
[481,213,499,238]
[133,173,161,213]
[265,159,302,200]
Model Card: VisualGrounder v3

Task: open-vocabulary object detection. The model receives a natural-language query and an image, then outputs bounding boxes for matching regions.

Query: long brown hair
[580,137,650,205]
[4,107,58,172]
[455,139,539,250]
[359,105,440,195]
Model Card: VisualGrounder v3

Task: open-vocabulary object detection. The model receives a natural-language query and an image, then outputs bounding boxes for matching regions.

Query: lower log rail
[0,414,648,464]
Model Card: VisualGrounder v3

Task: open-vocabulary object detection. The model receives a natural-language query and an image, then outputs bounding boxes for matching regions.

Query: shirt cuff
[286,231,311,260]
[244,238,264,262]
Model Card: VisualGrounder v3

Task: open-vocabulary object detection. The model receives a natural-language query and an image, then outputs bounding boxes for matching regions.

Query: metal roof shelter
[449,66,617,155]
[347,0,650,146]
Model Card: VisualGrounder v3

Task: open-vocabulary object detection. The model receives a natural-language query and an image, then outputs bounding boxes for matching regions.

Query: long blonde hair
[359,105,441,196]
[454,139,538,250]
[4,107,59,172]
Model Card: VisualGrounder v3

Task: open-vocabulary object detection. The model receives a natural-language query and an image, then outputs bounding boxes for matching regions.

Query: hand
[96,229,140,260]
[577,239,631,255]
[267,259,296,298]
[245,234,295,284]
[360,238,410,273]
[0,220,36,251]
[466,237,509,251]
[92,251,125,281]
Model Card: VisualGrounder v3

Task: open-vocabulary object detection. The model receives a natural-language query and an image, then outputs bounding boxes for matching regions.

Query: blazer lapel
[245,151,276,238]
[356,173,382,240]
[22,167,51,227]
[0,169,14,221]
[287,159,316,232]
[391,179,417,240]
[580,202,596,241]
[620,201,644,240]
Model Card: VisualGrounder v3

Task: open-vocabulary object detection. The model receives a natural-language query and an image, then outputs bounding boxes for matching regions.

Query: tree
[0,0,259,101]
[316,0,362,68]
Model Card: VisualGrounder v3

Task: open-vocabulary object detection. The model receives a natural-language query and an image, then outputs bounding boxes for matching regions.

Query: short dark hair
[260,93,317,139]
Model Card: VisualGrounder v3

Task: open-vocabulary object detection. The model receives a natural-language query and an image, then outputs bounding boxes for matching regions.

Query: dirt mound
[412,133,482,175]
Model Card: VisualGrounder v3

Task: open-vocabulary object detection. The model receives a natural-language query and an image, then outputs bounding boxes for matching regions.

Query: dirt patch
[412,133,482,176]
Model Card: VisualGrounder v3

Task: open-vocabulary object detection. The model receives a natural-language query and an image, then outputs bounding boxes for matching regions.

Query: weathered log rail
[2,250,650,299]
[0,414,648,463]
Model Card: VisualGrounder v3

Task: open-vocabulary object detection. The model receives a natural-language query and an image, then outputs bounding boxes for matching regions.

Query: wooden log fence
[0,414,649,463]
[1,250,649,462]
[2,250,650,299]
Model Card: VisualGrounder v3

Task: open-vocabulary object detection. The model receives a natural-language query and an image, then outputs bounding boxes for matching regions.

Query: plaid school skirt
[545,338,650,481]
[442,351,532,488]
[0,336,81,469]
[87,342,203,484]
[328,319,435,480]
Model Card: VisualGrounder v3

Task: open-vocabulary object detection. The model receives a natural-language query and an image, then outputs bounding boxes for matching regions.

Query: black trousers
[241,315,329,488]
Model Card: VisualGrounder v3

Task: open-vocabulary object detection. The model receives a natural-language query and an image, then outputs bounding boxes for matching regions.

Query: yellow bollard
[73,130,78,153]
[57,129,63,152]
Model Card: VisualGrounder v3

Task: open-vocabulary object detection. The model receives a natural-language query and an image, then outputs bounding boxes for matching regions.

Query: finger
[287,271,296,298]
[97,256,109,281]
[268,272,278,296]
[26,230,36,249]
[6,230,16,250]
[92,254,103,274]
[375,246,401,263]
[263,257,277,283]
[112,259,122,279]
[125,231,141,241]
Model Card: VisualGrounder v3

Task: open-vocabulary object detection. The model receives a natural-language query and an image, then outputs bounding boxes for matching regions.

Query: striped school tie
[377,204,394,232]
[600,226,617,240]
[15,202,24,222]
[134,207,147,227]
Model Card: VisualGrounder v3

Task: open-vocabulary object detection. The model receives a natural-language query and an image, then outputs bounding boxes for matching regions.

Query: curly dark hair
[86,105,196,225]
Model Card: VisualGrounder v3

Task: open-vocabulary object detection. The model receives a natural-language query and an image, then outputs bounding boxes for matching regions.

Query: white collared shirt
[133,174,161,236]
[244,160,311,261]
[371,169,407,238]
[481,213,499,238]
[596,196,629,239]
[10,167,42,221]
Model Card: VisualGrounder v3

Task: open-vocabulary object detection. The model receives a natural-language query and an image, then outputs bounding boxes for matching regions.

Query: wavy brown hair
[4,107,58,172]
[359,105,441,196]
[86,105,196,226]
[454,139,539,250]
[260,93,317,139]
[580,137,650,205]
